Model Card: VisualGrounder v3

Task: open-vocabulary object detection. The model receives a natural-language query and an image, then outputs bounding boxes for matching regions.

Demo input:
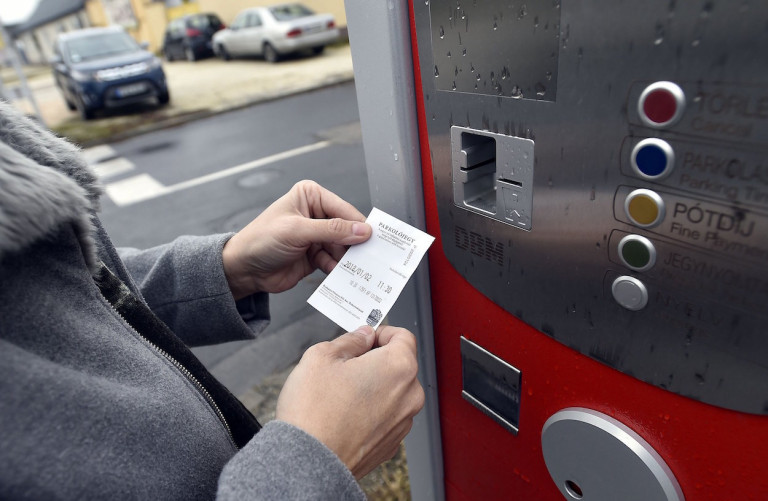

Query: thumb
[298,218,371,246]
[328,326,376,360]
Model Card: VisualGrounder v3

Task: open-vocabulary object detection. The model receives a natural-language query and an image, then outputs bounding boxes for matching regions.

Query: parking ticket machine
[346,1,768,499]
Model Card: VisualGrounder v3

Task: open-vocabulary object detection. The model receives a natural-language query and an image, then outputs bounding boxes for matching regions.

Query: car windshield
[269,4,314,21]
[65,31,139,63]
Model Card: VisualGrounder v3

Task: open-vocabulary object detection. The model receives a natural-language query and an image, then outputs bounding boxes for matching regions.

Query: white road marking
[105,174,167,206]
[81,144,116,165]
[92,157,135,180]
[103,141,331,207]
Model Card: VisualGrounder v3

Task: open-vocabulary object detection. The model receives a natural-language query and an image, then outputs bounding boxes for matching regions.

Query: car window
[207,15,223,28]
[246,13,262,27]
[269,4,314,21]
[231,12,248,29]
[189,15,208,29]
[65,31,139,63]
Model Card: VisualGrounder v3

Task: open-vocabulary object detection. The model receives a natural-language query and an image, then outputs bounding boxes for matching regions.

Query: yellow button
[624,189,665,228]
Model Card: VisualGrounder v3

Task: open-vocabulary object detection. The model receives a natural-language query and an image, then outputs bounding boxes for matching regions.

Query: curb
[68,73,355,148]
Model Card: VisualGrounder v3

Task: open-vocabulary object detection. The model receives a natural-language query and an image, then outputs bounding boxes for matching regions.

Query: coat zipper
[101,295,238,451]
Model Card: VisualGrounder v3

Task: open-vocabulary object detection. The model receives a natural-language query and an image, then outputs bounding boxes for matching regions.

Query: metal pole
[0,16,44,125]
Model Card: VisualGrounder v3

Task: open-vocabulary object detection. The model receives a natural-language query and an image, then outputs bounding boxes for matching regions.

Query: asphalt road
[93,81,371,395]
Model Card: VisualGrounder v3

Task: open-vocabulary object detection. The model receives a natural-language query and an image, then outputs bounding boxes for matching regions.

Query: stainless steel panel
[541,408,685,501]
[414,0,768,413]
[460,337,521,434]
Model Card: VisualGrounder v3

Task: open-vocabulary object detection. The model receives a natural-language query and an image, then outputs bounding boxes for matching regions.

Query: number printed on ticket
[307,207,435,332]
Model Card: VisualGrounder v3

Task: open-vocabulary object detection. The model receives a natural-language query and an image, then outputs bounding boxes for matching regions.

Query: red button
[637,81,685,128]
[642,89,677,124]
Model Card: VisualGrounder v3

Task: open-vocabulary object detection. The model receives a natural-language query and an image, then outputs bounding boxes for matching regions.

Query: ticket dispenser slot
[452,126,535,230]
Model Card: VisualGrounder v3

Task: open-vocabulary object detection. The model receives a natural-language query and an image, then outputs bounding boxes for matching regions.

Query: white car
[212,3,339,63]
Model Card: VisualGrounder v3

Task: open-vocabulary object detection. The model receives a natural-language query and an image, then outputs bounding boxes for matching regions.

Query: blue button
[631,138,675,180]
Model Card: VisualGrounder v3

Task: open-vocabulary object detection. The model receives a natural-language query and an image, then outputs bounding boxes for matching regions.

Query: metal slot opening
[459,132,497,214]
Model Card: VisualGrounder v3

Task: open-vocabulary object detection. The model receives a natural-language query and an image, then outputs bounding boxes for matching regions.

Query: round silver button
[612,276,649,311]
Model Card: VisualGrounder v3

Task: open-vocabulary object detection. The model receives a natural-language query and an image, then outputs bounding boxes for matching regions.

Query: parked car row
[52,3,337,120]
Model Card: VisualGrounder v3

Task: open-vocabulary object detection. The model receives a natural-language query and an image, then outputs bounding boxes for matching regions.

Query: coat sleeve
[217,421,366,500]
[116,233,270,347]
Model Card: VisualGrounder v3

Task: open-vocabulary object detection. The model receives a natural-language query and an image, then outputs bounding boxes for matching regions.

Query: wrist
[222,236,256,300]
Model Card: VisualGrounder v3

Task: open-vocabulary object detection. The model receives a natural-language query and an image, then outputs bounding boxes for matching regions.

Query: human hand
[275,325,425,479]
[222,180,372,299]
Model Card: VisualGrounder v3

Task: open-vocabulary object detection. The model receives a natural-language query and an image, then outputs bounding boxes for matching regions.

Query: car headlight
[71,69,95,82]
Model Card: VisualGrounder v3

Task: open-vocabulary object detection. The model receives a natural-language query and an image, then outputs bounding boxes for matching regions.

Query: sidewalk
[9,43,355,146]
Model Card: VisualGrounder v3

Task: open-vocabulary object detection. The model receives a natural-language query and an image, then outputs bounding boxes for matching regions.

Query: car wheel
[75,95,94,120]
[263,43,280,63]
[216,44,231,61]
[185,46,197,62]
[158,90,170,105]
[311,46,325,56]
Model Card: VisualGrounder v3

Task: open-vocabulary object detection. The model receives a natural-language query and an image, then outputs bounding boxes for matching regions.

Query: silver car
[212,3,339,63]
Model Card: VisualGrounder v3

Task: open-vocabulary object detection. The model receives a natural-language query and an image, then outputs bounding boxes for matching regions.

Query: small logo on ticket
[366,309,383,326]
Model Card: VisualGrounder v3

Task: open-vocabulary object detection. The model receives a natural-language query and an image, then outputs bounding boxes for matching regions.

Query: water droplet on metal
[470,63,475,72]
[701,2,713,18]
[452,81,457,90]
[511,85,523,99]
[518,4,527,19]
[691,39,700,47]
[535,82,546,97]
[654,23,664,45]
[394,153,399,161]
[462,48,467,56]
[425,0,429,5]
[493,22,498,30]
[447,50,452,58]
[434,65,439,77]
[476,73,481,81]
[534,16,539,28]
[545,70,553,81]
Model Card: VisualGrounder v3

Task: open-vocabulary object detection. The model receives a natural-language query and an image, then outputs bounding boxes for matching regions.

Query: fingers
[326,326,376,360]
[375,326,418,355]
[293,217,371,248]
[296,180,367,223]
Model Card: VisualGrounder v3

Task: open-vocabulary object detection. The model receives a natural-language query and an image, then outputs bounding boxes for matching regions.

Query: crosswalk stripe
[105,174,167,207]
[81,144,117,165]
[92,157,135,180]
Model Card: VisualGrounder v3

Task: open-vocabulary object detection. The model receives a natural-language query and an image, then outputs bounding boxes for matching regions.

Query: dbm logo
[455,226,504,266]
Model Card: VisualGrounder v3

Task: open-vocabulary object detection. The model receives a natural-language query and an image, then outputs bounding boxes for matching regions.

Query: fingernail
[352,223,368,236]
[354,325,374,339]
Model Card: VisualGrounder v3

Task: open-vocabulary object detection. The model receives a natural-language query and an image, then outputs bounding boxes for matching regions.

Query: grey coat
[0,102,364,500]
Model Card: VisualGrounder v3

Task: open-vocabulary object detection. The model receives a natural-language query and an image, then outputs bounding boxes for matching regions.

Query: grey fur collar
[0,101,102,270]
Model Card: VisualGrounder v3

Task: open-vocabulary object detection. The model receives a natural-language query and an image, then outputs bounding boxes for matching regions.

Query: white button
[612,276,649,311]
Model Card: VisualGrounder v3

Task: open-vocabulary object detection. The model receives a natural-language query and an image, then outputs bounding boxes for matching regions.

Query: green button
[618,235,656,272]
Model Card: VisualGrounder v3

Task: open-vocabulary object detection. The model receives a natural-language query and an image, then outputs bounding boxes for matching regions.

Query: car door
[164,19,183,58]
[241,11,265,56]
[225,12,249,55]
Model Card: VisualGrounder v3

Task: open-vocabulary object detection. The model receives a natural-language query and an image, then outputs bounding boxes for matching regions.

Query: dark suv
[162,13,225,61]
[52,26,169,120]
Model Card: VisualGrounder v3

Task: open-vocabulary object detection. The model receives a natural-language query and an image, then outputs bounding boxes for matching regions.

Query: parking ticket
[307,207,435,333]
